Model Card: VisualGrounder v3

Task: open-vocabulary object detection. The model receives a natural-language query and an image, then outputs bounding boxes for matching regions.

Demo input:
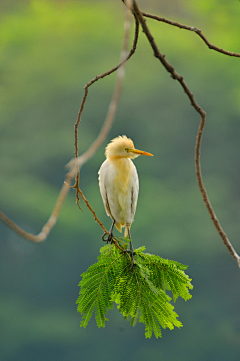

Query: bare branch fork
[126,0,240,267]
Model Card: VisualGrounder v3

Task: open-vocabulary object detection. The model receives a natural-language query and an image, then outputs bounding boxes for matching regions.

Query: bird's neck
[108,157,133,180]
[109,157,131,169]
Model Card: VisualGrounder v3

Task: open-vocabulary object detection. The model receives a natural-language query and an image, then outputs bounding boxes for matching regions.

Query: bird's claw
[102,220,115,244]
[102,232,114,244]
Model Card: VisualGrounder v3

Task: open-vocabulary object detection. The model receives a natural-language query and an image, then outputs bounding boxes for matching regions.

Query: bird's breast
[113,158,133,191]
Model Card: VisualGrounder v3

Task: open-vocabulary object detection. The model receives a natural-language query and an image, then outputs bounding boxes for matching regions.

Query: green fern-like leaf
[135,251,193,302]
[76,245,120,327]
[76,241,193,338]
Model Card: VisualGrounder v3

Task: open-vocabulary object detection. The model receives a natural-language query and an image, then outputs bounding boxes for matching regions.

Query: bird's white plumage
[98,157,139,235]
[98,135,152,237]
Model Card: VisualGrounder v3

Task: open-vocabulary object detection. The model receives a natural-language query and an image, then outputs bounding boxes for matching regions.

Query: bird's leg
[121,227,135,269]
[128,228,135,269]
[108,219,115,243]
[102,219,115,244]
[128,240,135,269]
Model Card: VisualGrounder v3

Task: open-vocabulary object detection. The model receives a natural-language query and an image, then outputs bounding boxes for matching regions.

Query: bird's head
[105,135,153,160]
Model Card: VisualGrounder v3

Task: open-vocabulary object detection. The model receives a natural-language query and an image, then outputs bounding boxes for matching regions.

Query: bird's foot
[102,232,114,244]
[102,220,115,244]
[121,241,135,269]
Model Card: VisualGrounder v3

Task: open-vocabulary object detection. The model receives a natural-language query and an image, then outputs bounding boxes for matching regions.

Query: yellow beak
[127,148,153,157]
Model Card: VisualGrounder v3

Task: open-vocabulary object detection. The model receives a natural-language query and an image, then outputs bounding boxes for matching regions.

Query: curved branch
[76,188,124,252]
[195,117,240,267]
[142,12,240,57]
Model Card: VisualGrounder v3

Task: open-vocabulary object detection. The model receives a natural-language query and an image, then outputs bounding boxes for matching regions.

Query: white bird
[98,135,153,254]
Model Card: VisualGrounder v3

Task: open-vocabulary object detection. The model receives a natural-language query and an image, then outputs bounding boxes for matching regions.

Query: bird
[98,135,153,264]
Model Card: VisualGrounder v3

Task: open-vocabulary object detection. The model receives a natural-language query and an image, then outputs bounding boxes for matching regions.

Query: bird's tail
[115,221,123,234]
[115,223,131,238]
[124,225,131,239]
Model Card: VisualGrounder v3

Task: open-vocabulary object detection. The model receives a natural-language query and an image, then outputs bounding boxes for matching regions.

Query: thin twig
[130,0,240,267]
[68,14,139,174]
[195,119,240,267]
[77,188,107,234]
[71,11,139,206]
[142,12,240,57]
[76,188,124,251]
[73,15,139,163]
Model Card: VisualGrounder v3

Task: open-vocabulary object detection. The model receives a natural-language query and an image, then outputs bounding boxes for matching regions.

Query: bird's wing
[98,159,114,219]
[130,161,139,219]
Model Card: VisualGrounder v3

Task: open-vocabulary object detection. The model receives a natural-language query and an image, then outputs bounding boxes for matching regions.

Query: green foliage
[77,241,193,338]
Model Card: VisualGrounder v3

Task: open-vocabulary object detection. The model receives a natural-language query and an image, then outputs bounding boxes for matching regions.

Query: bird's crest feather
[105,135,135,160]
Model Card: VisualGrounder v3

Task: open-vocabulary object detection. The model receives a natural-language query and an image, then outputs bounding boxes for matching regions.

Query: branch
[142,12,240,57]
[76,188,124,252]
[129,0,240,267]
[195,121,240,267]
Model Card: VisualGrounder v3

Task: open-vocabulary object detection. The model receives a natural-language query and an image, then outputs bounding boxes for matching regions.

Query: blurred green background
[1,0,240,360]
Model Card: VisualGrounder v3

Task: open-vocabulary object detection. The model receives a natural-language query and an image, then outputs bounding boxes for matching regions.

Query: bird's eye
[125,148,129,152]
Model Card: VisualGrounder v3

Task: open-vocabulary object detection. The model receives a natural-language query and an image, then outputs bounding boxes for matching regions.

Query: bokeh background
[1,0,240,360]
